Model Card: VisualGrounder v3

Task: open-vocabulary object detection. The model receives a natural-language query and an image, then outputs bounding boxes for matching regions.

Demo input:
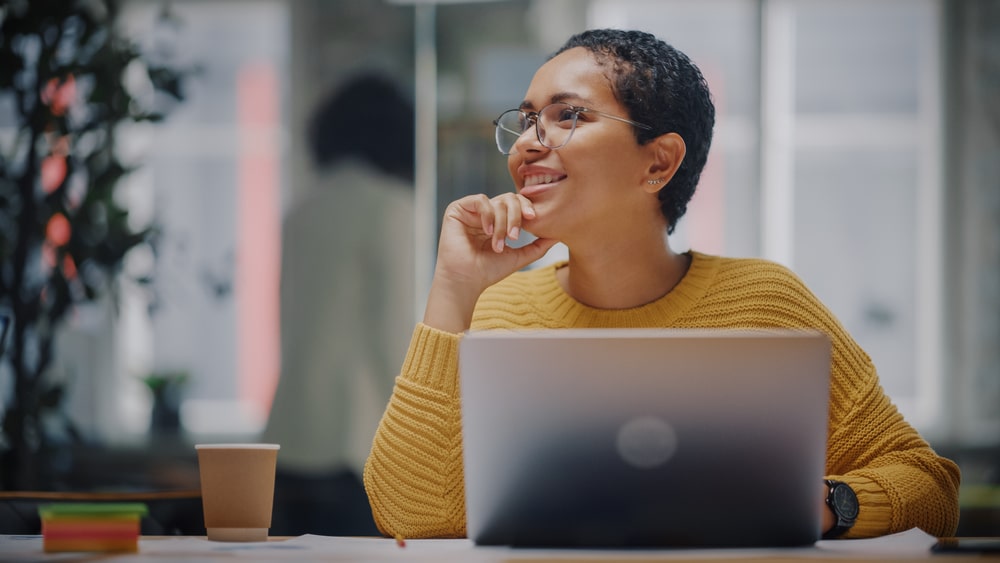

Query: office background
[1,0,998,532]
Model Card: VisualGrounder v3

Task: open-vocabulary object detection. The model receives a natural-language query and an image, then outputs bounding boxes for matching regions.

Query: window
[589,0,945,434]
[67,1,290,443]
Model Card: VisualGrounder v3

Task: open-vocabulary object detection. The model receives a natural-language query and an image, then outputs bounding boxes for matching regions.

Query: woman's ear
[644,132,686,193]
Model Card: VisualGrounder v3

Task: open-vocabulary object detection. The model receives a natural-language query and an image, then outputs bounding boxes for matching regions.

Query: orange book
[39,503,147,553]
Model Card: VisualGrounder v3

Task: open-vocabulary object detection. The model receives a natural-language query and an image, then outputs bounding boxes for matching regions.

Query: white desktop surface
[0,528,951,562]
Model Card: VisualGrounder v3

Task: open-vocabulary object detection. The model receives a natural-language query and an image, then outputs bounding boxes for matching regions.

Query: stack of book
[39,503,148,553]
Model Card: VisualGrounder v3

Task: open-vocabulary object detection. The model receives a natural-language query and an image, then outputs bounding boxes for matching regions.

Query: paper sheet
[814,527,940,555]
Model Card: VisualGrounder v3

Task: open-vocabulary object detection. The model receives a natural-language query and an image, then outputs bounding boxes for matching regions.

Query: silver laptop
[459,328,831,548]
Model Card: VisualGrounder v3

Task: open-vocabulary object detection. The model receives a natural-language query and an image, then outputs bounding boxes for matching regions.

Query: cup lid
[195,443,280,450]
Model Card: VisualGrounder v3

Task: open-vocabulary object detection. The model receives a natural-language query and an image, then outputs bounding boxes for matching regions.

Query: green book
[39,503,149,519]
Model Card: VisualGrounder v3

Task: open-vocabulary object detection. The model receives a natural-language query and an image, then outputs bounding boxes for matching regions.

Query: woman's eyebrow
[518,92,596,110]
[550,92,592,105]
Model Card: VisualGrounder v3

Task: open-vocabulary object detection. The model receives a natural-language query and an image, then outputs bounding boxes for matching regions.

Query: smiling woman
[362,28,960,544]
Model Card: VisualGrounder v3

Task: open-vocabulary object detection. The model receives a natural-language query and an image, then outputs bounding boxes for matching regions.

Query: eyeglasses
[493,102,652,155]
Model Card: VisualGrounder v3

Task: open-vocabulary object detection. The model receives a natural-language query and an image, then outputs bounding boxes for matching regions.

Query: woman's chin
[519,218,551,242]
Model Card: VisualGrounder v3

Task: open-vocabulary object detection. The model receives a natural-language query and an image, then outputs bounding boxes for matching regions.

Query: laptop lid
[459,328,831,548]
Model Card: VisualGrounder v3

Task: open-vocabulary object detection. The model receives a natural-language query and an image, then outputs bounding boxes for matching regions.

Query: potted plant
[0,0,186,490]
[141,370,189,437]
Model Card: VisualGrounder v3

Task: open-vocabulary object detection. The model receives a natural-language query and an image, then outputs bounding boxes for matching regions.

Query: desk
[1,530,998,562]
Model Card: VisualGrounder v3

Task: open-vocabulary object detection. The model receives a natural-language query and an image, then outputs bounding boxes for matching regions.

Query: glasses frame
[493,102,653,155]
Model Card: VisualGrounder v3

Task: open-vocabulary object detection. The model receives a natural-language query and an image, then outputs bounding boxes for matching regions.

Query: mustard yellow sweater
[363,251,960,539]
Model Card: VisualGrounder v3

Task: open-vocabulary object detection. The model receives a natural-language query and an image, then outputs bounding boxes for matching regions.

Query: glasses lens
[493,104,580,154]
[495,110,527,154]
[537,103,578,149]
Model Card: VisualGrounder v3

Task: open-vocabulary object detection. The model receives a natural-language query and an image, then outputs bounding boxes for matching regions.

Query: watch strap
[823,479,858,539]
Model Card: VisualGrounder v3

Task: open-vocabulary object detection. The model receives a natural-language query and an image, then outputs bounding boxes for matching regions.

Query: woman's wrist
[422,275,483,333]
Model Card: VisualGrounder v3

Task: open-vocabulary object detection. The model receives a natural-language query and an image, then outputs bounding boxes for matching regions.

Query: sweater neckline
[535,251,719,326]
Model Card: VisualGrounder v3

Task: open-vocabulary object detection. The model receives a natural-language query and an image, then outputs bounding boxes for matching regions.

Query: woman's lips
[520,173,567,198]
[524,173,566,186]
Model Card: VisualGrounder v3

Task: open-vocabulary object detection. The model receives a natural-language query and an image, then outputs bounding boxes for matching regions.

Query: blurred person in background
[264,72,415,536]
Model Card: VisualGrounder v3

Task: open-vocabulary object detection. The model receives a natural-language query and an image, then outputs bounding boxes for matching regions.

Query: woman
[363,29,960,540]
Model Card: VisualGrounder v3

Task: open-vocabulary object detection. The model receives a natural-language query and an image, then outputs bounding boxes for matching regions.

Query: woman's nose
[511,120,547,155]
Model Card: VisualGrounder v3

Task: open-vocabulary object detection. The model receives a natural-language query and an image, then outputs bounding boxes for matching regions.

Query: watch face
[832,485,859,519]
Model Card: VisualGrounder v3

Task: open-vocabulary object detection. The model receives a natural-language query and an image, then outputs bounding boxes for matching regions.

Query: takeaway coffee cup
[195,443,280,542]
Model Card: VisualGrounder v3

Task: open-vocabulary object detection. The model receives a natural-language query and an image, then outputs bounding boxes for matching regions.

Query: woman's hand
[423,193,558,333]
[821,481,835,536]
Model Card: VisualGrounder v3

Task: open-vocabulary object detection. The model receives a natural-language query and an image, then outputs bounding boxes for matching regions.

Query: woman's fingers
[491,193,537,253]
[490,198,509,253]
[445,193,539,254]
[521,195,537,220]
[449,194,491,232]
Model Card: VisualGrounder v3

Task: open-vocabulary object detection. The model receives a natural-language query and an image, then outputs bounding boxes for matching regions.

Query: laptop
[459,328,831,548]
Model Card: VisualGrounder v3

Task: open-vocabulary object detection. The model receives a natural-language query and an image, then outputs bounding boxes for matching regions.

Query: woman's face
[508,47,661,243]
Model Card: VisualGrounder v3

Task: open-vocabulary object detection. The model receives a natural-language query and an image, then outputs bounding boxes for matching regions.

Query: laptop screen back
[459,328,831,548]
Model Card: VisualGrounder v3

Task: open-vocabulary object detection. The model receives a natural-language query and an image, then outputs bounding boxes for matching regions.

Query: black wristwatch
[823,479,859,538]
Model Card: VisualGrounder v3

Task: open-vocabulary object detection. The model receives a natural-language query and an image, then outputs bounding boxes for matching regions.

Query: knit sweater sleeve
[362,323,467,538]
[747,263,961,538]
[823,338,961,538]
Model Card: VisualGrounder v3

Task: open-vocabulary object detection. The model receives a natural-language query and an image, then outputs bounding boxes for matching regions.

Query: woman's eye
[556,109,576,122]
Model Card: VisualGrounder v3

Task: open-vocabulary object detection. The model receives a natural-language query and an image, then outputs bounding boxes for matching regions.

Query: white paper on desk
[286,535,482,560]
[814,527,938,556]
[137,535,337,560]
[137,535,482,561]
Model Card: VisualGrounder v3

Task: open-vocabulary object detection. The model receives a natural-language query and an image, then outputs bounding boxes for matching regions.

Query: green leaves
[0,0,188,490]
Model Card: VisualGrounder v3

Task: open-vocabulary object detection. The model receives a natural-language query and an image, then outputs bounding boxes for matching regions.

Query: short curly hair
[553,29,715,234]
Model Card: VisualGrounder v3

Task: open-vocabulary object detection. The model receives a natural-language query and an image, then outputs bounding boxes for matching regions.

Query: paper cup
[195,443,279,542]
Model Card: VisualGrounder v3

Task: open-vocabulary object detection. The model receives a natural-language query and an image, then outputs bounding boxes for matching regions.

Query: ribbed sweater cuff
[832,475,892,538]
[400,323,462,398]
